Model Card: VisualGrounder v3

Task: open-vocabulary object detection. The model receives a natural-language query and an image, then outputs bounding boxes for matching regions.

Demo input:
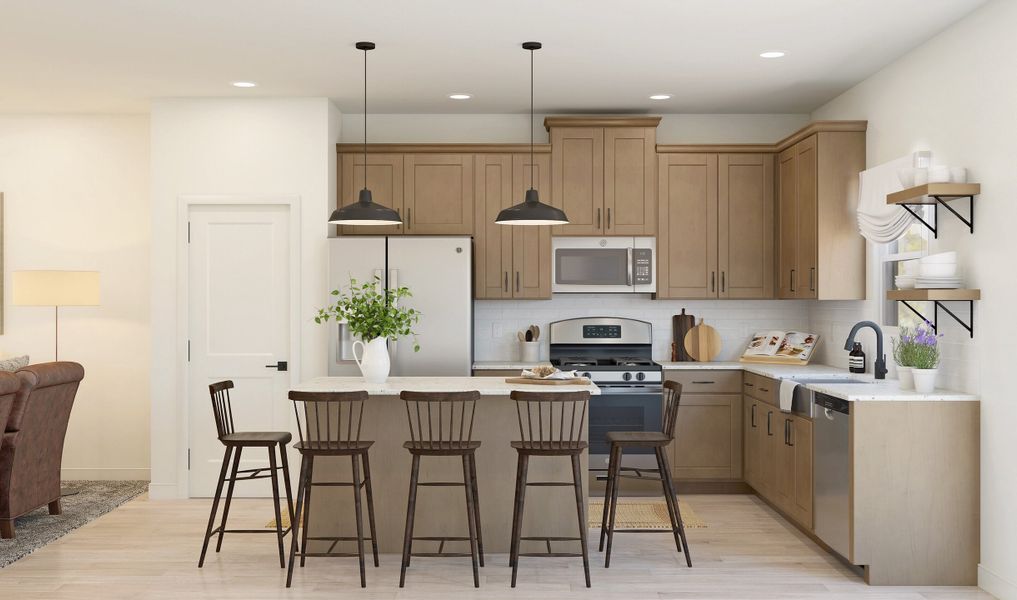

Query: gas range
[548,317,663,471]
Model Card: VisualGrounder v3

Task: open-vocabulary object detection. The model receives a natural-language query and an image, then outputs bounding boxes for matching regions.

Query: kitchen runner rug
[268,498,706,530]
[0,480,148,568]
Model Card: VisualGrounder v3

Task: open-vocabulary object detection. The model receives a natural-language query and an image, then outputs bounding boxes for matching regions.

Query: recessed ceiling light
[649,94,672,100]
[759,51,785,59]
[232,81,257,88]
[448,93,472,100]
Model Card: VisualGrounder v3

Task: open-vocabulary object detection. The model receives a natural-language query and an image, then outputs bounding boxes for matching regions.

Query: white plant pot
[912,368,938,394]
[352,337,391,383]
[897,366,914,390]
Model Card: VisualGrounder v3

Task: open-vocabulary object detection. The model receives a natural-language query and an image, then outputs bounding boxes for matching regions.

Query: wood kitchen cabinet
[404,154,474,234]
[657,153,773,299]
[473,153,552,299]
[547,117,659,236]
[665,370,742,481]
[774,413,813,529]
[776,131,865,299]
[338,153,405,236]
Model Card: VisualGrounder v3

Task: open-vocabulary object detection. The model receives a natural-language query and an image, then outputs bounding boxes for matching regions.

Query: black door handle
[265,361,288,372]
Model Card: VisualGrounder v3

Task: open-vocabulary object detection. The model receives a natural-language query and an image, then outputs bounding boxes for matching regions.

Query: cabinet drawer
[743,372,778,406]
[665,370,742,394]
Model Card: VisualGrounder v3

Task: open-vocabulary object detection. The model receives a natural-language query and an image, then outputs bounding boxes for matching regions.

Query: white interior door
[188,204,292,498]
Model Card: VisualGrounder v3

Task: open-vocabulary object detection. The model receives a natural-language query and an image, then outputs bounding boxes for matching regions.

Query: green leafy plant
[315,276,421,351]
[892,322,941,369]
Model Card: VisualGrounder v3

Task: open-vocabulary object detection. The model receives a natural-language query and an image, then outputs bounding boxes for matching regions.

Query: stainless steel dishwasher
[813,392,851,560]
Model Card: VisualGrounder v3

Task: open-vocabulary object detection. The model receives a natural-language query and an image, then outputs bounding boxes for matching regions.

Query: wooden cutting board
[505,377,592,386]
[683,318,722,362]
[672,309,696,361]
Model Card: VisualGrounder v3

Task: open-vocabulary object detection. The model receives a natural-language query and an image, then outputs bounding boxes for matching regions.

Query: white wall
[0,115,151,479]
[341,113,809,144]
[809,0,1017,595]
[149,98,340,499]
[476,297,813,364]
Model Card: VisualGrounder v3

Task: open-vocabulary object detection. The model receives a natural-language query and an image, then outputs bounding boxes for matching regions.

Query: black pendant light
[496,42,569,226]
[329,41,402,226]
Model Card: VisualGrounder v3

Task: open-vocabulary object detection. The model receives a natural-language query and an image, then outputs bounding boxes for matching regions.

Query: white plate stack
[915,252,962,289]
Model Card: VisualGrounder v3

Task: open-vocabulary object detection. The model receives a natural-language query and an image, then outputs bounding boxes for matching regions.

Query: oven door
[588,385,663,472]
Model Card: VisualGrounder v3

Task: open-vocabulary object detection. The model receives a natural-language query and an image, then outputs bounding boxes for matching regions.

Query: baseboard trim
[61,468,151,480]
[979,564,1016,599]
[147,482,183,500]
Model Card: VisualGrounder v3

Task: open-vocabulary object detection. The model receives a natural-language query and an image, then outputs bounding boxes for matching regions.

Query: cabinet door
[743,398,761,489]
[758,404,778,498]
[657,153,718,298]
[551,127,604,235]
[603,127,656,235]
[795,136,819,299]
[511,154,552,298]
[404,154,474,235]
[719,154,774,299]
[473,154,513,298]
[672,393,743,480]
[774,414,796,512]
[339,154,404,236]
[776,147,797,298]
[791,416,814,529]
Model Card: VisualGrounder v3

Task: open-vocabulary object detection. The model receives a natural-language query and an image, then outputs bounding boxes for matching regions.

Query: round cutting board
[683,318,722,362]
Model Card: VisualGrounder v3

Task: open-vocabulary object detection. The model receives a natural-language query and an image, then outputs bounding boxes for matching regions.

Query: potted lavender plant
[909,322,942,393]
[892,326,916,390]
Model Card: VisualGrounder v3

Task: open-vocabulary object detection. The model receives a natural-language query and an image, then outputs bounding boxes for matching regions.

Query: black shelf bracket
[899,299,974,338]
[899,194,974,239]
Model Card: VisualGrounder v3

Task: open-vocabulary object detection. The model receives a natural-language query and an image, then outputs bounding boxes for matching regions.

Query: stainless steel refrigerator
[327,236,473,376]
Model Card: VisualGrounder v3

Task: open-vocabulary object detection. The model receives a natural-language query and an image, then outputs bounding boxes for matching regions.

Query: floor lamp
[12,270,100,361]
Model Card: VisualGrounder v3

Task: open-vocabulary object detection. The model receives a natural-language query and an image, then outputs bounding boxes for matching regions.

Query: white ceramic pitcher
[352,337,390,383]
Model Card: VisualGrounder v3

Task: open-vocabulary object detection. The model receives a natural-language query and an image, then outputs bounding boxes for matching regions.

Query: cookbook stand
[738,337,820,366]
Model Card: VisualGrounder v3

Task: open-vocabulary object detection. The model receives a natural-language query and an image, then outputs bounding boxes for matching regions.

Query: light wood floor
[0,493,993,599]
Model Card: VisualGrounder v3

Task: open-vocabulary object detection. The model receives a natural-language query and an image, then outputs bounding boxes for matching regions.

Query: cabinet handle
[787,420,795,447]
[407,207,411,230]
[784,419,790,446]
[744,382,755,388]
[597,208,602,229]
[516,271,520,292]
[750,404,757,427]
[711,271,716,293]
[721,271,726,293]
[790,269,796,292]
[766,411,773,436]
[759,387,770,393]
[810,267,815,292]
[607,207,612,229]
[504,272,509,293]
[691,380,714,385]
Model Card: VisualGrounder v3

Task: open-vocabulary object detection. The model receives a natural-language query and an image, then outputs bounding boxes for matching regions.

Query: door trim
[175,194,302,498]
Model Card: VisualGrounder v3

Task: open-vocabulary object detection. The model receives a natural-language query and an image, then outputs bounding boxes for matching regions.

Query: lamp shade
[13,271,100,306]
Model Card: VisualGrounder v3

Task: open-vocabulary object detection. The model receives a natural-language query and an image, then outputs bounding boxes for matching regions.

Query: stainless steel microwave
[551,237,656,293]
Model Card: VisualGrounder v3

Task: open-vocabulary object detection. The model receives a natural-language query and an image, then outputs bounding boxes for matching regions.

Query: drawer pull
[758,387,770,393]
[691,380,715,385]
[744,382,754,387]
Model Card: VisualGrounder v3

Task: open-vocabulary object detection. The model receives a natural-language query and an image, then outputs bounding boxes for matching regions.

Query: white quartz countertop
[293,376,600,396]
[658,361,976,402]
[472,361,551,371]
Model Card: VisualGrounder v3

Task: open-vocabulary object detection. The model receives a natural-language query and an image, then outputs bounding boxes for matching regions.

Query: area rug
[268,498,706,530]
[0,480,148,568]
[588,499,706,529]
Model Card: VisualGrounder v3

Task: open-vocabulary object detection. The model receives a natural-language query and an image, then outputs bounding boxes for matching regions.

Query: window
[880,209,930,328]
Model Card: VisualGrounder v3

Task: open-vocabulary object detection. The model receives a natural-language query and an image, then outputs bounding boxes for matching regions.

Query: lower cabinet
[666,370,743,480]
[744,377,814,530]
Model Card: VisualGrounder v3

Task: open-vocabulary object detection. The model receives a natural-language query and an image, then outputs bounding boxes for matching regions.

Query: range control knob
[622,372,633,381]
[582,372,592,380]
[636,372,646,381]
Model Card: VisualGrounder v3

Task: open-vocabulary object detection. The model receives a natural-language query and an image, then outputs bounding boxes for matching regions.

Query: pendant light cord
[529,46,534,192]
[363,46,368,195]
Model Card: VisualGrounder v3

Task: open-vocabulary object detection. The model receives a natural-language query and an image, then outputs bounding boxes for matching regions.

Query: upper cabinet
[404,154,474,235]
[657,152,773,299]
[775,130,865,300]
[473,152,552,299]
[546,117,659,236]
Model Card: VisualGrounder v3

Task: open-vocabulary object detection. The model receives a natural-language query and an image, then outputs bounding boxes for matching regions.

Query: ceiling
[0,0,986,114]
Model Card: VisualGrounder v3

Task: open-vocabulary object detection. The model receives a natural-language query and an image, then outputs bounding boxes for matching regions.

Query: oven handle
[626,248,633,286]
[594,385,663,395]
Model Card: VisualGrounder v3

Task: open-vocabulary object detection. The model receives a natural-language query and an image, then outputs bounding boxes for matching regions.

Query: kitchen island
[290,376,598,554]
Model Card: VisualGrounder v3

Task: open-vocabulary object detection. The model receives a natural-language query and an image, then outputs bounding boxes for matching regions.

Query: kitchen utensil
[518,331,526,342]
[525,329,533,342]
[950,167,968,183]
[520,341,540,362]
[672,309,696,362]
[683,318,722,362]
[505,377,591,385]
[531,325,540,341]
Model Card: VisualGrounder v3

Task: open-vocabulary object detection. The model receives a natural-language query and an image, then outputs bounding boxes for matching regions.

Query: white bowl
[929,165,951,183]
[896,167,916,188]
[894,277,917,290]
[920,251,957,264]
[919,263,958,278]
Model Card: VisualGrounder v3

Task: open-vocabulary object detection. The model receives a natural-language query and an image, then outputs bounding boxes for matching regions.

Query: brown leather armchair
[0,362,84,539]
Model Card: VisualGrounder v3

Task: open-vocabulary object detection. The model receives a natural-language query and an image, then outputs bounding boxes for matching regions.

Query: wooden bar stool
[399,391,483,588]
[286,390,378,588]
[198,381,295,569]
[599,380,692,568]
[508,390,591,588]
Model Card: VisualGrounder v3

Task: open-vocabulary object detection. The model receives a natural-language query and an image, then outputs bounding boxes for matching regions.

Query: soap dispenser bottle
[849,342,866,374]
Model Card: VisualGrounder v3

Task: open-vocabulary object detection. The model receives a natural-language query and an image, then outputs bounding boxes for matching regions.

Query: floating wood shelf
[887,289,980,337]
[887,288,981,301]
[886,183,980,205]
[886,183,979,239]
